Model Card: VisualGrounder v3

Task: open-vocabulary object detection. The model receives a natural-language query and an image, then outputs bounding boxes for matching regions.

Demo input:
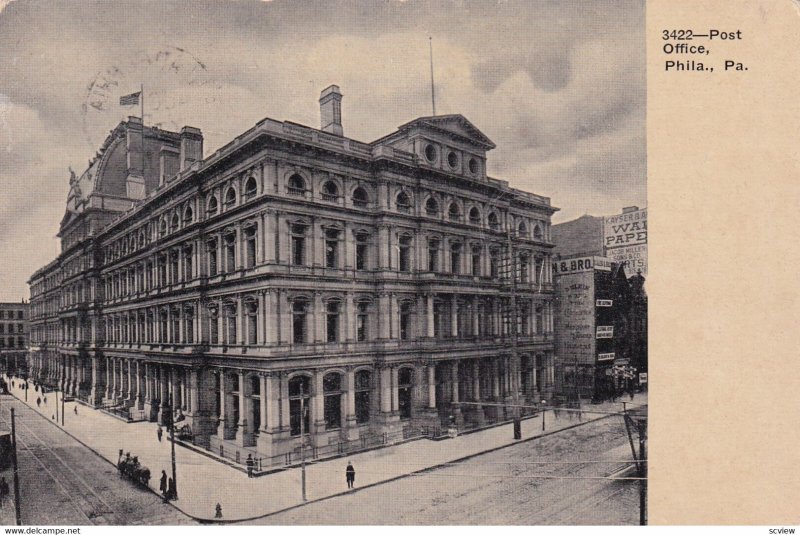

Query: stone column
[380,366,392,413]
[427,294,435,337]
[235,371,249,446]
[450,294,458,337]
[391,366,399,412]
[344,368,358,440]
[427,365,436,409]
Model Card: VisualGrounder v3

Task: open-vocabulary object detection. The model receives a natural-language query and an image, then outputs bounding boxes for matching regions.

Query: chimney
[319,85,343,136]
[180,126,203,170]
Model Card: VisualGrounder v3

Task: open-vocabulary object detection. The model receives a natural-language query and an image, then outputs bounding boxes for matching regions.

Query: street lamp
[541,399,546,431]
[300,384,308,502]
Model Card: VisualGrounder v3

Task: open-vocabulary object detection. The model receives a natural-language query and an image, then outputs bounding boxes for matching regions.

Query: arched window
[425,197,439,216]
[355,370,371,423]
[352,187,369,208]
[323,373,343,430]
[533,224,543,240]
[469,207,481,225]
[171,213,180,233]
[244,176,257,200]
[288,375,311,436]
[224,187,237,208]
[292,299,308,344]
[488,212,499,230]
[448,203,461,221]
[207,196,219,215]
[207,305,219,344]
[326,300,340,342]
[159,219,167,238]
[183,205,193,224]
[138,230,146,248]
[518,221,527,238]
[396,191,411,213]
[287,174,305,196]
[322,181,339,202]
[398,368,413,419]
[398,234,412,272]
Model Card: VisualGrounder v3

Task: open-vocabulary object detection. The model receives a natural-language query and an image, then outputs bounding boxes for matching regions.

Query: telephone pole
[10,408,22,525]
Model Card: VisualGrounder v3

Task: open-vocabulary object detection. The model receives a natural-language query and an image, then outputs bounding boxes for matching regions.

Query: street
[245,411,645,525]
[0,395,195,525]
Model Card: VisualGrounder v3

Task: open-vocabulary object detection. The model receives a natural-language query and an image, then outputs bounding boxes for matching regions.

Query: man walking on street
[0,476,9,507]
[157,424,163,442]
[160,470,168,501]
[346,461,355,489]
[246,454,254,478]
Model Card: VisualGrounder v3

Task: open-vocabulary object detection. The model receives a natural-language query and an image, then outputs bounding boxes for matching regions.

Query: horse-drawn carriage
[117,450,151,487]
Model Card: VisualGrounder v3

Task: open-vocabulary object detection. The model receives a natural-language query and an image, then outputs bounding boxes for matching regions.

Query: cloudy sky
[0,0,645,301]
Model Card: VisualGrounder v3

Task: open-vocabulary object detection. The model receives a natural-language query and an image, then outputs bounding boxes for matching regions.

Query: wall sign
[597,352,615,361]
[596,326,614,339]
[604,208,647,249]
[596,299,613,307]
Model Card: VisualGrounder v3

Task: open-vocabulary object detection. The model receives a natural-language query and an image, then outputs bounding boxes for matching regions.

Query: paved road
[244,412,645,525]
[0,395,195,525]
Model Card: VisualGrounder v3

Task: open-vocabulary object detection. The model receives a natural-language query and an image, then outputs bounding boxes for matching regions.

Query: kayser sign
[604,208,647,249]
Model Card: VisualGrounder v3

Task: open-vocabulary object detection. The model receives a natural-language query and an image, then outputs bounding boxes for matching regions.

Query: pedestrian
[157,424,163,442]
[168,477,177,501]
[345,461,355,489]
[74,405,78,415]
[160,470,168,501]
[629,387,635,401]
[0,476,9,507]
[215,503,223,519]
[246,454,254,478]
[36,397,41,407]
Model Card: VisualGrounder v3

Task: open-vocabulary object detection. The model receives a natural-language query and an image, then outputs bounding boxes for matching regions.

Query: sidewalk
[2,376,646,523]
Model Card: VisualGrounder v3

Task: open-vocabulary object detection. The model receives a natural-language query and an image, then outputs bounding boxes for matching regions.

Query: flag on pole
[119,91,141,106]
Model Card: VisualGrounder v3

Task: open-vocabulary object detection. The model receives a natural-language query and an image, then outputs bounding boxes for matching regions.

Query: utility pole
[300,384,307,501]
[10,408,22,525]
[61,354,66,426]
[169,397,177,500]
[637,419,647,525]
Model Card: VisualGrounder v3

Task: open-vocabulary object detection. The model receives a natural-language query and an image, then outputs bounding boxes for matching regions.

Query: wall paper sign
[596,326,614,338]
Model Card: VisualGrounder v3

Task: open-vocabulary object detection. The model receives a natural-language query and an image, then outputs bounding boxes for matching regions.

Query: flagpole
[140,84,145,179]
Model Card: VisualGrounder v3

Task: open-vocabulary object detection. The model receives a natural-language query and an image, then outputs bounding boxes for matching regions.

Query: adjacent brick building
[0,301,28,352]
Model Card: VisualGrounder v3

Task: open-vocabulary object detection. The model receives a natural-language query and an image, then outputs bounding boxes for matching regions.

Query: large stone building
[27,86,558,466]
[0,301,28,352]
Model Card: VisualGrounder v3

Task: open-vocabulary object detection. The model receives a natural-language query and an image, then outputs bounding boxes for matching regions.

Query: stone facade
[28,86,557,466]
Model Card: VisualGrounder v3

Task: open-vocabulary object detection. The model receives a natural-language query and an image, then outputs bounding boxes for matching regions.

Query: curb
[193,409,630,524]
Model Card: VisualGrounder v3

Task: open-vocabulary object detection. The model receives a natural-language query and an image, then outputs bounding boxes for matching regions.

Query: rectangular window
[246,235,256,269]
[292,236,305,266]
[356,243,367,270]
[326,304,339,343]
[248,313,257,345]
[210,316,218,344]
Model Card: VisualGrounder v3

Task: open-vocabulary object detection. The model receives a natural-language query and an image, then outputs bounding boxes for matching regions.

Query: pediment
[398,114,496,149]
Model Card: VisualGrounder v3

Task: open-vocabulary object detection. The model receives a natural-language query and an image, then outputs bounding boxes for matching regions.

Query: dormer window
[447,151,459,169]
[468,157,479,175]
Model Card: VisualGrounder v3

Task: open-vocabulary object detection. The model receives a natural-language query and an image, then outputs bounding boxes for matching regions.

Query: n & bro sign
[604,208,647,248]
[553,256,612,274]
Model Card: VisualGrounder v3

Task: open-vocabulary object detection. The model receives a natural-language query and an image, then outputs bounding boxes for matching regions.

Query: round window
[468,158,479,174]
[447,151,458,169]
[424,144,437,162]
